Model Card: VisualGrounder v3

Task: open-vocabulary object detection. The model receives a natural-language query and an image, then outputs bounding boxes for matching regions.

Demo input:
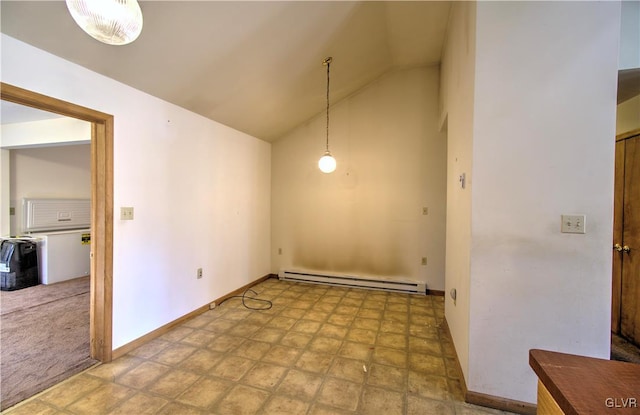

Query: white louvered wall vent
[23,198,90,232]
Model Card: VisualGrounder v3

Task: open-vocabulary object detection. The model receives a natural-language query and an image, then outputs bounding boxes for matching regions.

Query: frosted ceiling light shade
[66,0,143,45]
[318,152,337,174]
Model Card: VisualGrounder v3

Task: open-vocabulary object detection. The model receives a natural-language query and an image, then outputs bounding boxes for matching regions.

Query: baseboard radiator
[278,269,426,294]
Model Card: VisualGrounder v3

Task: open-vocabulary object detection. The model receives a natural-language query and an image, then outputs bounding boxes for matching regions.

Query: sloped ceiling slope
[0,1,451,142]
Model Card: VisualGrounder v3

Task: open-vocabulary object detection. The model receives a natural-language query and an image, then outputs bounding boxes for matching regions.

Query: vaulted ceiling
[0,1,452,141]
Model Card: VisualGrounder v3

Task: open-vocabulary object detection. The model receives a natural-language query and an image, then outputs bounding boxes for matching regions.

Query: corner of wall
[0,149,10,237]
[617,94,640,135]
[441,0,477,384]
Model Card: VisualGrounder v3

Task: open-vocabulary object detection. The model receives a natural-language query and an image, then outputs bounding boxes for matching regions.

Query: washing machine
[22,198,91,284]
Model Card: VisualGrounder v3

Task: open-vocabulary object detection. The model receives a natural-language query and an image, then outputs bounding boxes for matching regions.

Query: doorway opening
[611,127,640,363]
[1,82,113,363]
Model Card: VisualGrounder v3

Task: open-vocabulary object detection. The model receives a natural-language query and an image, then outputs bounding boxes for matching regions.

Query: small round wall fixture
[66,0,143,45]
[318,56,336,173]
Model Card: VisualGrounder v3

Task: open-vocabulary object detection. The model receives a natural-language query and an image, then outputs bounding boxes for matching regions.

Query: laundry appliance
[22,198,91,284]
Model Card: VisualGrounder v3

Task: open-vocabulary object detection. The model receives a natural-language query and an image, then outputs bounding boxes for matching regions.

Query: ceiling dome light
[318,151,337,174]
[66,0,143,45]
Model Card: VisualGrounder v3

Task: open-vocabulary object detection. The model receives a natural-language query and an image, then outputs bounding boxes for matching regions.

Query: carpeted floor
[0,277,98,410]
[611,333,640,364]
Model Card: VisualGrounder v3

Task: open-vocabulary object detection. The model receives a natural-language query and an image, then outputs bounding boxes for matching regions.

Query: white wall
[617,94,640,134]
[1,34,271,349]
[619,0,640,70]
[271,66,447,290]
[469,1,619,404]
[439,1,476,382]
[1,117,90,148]
[9,144,91,235]
[1,117,91,236]
[1,150,9,237]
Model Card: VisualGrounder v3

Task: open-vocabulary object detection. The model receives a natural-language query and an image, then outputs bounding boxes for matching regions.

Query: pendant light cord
[324,57,332,153]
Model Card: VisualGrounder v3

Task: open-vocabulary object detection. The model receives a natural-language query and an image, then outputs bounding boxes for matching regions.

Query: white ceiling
[0,100,64,125]
[0,1,452,141]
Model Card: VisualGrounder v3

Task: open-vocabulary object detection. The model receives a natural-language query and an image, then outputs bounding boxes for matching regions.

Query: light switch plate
[121,207,134,220]
[561,214,585,234]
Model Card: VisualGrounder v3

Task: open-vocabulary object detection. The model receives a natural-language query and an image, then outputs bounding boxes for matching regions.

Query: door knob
[614,244,623,252]
[623,245,631,254]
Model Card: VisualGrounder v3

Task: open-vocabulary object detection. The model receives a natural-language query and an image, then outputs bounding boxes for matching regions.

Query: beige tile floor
[4,279,515,415]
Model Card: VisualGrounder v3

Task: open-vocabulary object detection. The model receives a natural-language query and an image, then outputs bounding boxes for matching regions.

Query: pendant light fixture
[66,0,143,46]
[318,57,337,174]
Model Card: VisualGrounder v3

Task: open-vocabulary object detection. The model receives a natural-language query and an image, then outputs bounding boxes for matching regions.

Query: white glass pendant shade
[66,0,143,45]
[318,152,337,174]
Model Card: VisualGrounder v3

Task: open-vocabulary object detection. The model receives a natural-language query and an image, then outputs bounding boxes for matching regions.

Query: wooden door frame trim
[612,140,624,334]
[1,82,113,362]
[616,128,640,142]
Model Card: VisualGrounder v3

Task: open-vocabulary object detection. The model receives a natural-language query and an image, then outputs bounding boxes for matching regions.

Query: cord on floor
[218,288,273,311]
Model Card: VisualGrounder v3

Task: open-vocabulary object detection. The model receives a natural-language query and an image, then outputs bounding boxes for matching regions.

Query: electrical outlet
[422,207,429,215]
[197,268,203,279]
[561,214,586,234]
[421,257,427,266]
[120,207,134,220]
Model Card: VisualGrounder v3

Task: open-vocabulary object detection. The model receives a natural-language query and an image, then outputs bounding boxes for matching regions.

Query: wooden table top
[529,349,640,414]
